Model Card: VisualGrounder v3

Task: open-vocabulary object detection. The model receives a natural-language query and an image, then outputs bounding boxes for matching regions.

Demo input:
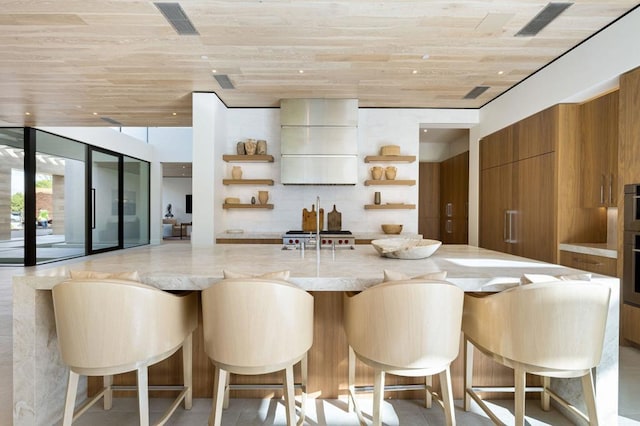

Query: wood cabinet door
[480,126,513,170]
[513,153,556,263]
[440,152,469,244]
[418,162,440,240]
[581,91,618,207]
[480,163,512,253]
[515,106,557,161]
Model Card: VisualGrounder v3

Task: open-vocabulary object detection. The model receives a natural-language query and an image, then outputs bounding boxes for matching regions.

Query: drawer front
[559,251,617,277]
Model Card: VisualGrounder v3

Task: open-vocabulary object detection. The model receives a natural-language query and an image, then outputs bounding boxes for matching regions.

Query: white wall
[192,100,478,243]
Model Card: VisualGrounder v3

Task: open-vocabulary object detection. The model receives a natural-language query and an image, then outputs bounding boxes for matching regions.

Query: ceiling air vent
[214,74,235,89]
[154,2,199,35]
[515,2,573,37]
[463,86,490,99]
[101,117,122,126]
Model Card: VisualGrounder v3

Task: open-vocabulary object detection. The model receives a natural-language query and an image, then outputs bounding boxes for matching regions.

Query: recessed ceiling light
[92,112,98,115]
[298,70,304,74]
[412,70,418,74]
[172,112,177,116]
[498,70,505,75]
[201,55,208,60]
[25,112,30,116]
[423,129,428,133]
[212,69,217,73]
[422,54,430,60]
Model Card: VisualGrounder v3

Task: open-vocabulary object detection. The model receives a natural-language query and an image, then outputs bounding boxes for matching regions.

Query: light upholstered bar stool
[344,279,464,426]
[201,278,314,426]
[463,280,611,426]
[52,278,198,426]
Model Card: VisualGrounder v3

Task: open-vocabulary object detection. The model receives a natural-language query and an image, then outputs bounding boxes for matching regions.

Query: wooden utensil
[327,205,342,231]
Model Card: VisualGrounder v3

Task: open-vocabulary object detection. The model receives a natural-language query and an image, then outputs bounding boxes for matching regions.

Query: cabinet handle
[504,211,508,242]
[509,210,516,243]
[446,220,453,234]
[600,174,605,205]
[572,256,603,267]
[446,203,453,217]
[609,174,613,205]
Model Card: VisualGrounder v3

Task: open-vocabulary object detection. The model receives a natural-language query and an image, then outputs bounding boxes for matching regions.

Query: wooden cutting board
[327,205,342,231]
[302,205,324,232]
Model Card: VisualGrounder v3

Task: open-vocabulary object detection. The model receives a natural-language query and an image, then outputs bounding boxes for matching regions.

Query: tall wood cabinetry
[480,104,603,264]
[440,151,468,244]
[581,91,619,208]
[418,162,440,240]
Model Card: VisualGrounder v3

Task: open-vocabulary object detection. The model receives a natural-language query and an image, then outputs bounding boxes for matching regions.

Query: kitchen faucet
[316,196,320,251]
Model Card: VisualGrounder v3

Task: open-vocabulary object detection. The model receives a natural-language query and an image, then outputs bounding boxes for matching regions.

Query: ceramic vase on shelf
[258,190,269,205]
[256,140,267,155]
[236,141,246,155]
[385,166,397,180]
[231,166,242,179]
[244,139,257,155]
[374,191,381,205]
[371,166,383,180]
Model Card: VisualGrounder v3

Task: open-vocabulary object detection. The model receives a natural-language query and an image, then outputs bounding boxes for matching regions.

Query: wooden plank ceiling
[0,1,637,127]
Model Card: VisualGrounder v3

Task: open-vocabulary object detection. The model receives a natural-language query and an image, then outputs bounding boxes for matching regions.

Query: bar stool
[52,278,198,426]
[201,278,314,426]
[463,280,611,425]
[344,279,464,426]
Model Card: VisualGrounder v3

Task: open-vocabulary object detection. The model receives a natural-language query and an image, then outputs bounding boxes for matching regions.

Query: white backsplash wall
[209,101,478,236]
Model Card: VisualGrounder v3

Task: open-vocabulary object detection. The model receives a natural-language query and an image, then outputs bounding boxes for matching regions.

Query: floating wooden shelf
[222,179,274,185]
[364,155,416,163]
[364,179,416,186]
[223,155,274,162]
[364,203,416,210]
[223,203,274,209]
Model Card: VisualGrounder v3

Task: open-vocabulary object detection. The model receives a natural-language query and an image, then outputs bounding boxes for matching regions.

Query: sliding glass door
[89,149,121,253]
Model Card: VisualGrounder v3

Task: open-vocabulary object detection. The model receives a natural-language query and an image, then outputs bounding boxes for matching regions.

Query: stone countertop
[16,243,615,292]
[559,242,618,259]
[215,231,422,240]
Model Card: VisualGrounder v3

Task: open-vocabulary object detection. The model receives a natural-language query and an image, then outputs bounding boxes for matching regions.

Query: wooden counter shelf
[222,154,274,162]
[222,203,274,209]
[364,155,416,163]
[364,203,416,210]
[364,179,415,186]
[222,179,274,185]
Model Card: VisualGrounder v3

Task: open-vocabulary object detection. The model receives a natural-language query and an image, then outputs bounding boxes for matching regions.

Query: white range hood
[280,98,358,185]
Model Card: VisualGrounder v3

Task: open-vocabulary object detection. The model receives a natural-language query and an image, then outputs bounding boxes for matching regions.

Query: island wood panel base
[89,292,531,400]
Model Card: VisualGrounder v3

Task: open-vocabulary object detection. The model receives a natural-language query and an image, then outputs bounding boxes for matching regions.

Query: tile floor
[2,255,640,425]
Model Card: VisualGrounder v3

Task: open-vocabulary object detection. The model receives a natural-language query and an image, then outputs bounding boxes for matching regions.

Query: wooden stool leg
[514,368,526,426]
[183,334,193,409]
[372,370,385,426]
[210,367,227,426]
[348,346,356,412]
[582,370,599,426]
[541,376,550,411]
[298,353,308,426]
[440,367,456,426]
[283,365,296,426]
[463,338,474,411]
[223,372,230,409]
[62,370,79,426]
[425,375,432,408]
[103,375,113,410]
[136,367,150,426]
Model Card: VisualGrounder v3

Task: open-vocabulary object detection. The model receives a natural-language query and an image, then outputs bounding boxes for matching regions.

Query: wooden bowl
[381,224,403,234]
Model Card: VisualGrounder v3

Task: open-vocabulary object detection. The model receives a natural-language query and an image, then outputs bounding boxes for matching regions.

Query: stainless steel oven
[624,184,640,231]
[624,184,640,306]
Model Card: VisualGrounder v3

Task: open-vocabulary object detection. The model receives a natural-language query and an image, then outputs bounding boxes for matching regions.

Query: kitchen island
[13,243,619,425]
